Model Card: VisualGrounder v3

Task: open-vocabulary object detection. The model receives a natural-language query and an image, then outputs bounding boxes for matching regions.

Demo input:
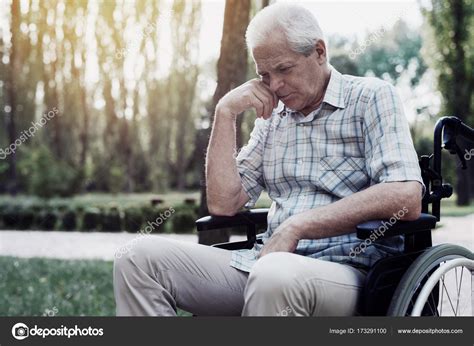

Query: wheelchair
[196,116,474,316]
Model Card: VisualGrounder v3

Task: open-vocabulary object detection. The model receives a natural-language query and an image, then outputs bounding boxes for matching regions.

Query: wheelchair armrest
[356,213,437,240]
[195,208,269,232]
[212,234,265,250]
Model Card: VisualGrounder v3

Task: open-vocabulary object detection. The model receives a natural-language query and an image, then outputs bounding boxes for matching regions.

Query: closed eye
[279,66,293,73]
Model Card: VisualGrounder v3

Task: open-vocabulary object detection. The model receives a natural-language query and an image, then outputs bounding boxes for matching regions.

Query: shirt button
[297,159,303,164]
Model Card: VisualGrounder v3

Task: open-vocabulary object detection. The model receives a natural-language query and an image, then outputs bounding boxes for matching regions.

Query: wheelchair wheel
[388,244,474,316]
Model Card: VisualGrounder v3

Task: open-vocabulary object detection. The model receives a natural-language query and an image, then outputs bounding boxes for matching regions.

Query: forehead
[252,37,301,73]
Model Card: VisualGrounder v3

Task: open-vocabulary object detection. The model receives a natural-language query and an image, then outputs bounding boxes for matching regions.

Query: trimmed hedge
[141,206,171,234]
[3,206,20,228]
[172,205,196,233]
[82,207,100,231]
[17,208,35,230]
[124,207,144,233]
[101,207,122,232]
[61,210,77,231]
[37,210,58,230]
[0,200,198,233]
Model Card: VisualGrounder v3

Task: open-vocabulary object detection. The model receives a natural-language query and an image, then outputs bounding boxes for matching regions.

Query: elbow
[208,204,239,217]
[207,199,239,216]
[206,185,244,216]
[402,203,421,221]
[399,184,423,221]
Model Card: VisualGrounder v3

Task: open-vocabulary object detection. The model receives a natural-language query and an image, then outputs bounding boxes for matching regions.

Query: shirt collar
[322,66,346,109]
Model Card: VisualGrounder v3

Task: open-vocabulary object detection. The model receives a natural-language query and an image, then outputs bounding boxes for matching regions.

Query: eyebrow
[257,61,295,75]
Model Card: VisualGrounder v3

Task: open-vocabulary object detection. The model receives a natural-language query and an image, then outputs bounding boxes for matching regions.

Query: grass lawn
[0,256,191,316]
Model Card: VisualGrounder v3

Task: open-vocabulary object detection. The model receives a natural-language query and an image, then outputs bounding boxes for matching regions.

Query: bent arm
[258,181,423,258]
[205,79,277,216]
[206,105,249,216]
[289,181,422,240]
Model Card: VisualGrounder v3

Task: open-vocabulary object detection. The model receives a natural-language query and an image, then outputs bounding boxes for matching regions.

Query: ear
[313,40,327,65]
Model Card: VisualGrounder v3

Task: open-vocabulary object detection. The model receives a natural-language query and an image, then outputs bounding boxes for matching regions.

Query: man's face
[252,32,328,115]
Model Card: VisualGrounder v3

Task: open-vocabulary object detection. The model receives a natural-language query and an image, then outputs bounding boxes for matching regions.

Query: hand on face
[217,78,279,120]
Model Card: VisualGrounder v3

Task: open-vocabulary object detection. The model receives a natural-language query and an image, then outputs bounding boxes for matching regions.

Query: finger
[265,85,278,109]
[248,80,274,118]
[251,93,265,118]
[256,82,278,109]
[253,89,274,118]
[252,91,268,118]
[253,88,274,119]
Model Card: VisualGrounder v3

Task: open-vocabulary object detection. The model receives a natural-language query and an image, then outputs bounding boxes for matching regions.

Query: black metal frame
[195,116,474,315]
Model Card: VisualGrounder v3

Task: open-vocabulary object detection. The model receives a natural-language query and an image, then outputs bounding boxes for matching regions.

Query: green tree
[4,0,20,194]
[198,0,251,245]
[422,0,474,205]
[357,21,427,86]
[168,0,202,191]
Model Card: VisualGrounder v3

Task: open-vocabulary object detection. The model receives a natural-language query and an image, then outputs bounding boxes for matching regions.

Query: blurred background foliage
[0,0,472,317]
[0,0,473,207]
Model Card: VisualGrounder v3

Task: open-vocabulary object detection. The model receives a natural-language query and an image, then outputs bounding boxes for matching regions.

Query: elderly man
[114,3,424,316]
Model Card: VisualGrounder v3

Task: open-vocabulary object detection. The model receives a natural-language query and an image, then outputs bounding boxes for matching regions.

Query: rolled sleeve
[236,118,268,207]
[363,83,426,197]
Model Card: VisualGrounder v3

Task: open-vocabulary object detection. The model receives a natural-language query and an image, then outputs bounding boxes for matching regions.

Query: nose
[269,76,284,94]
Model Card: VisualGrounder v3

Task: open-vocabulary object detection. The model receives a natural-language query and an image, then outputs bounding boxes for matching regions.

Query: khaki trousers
[113,236,366,316]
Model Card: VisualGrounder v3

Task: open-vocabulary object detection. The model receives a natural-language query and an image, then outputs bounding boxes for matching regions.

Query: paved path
[431,214,473,249]
[0,215,472,261]
[0,231,247,261]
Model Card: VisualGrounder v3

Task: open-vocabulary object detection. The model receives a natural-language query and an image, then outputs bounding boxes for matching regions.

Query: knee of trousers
[113,236,169,277]
[245,252,300,297]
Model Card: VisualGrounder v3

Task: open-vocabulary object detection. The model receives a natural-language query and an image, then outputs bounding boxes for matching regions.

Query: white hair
[246,3,326,57]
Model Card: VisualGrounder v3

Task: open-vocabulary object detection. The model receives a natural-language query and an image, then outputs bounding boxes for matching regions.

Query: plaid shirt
[231,66,425,273]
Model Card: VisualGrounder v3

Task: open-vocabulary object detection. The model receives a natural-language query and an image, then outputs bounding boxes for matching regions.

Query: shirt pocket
[317,156,369,198]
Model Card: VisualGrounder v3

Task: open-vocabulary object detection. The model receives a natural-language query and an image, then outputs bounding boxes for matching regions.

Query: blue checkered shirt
[231,66,425,273]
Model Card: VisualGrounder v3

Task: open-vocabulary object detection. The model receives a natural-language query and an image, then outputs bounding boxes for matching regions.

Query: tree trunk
[451,0,471,205]
[50,55,62,159]
[78,51,89,175]
[198,0,250,245]
[5,0,20,195]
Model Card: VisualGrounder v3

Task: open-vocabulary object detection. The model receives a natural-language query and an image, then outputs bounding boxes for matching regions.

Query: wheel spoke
[428,291,438,316]
[471,271,474,315]
[442,275,462,314]
[454,267,464,315]
[441,275,457,315]
[440,276,444,315]
[455,266,459,294]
